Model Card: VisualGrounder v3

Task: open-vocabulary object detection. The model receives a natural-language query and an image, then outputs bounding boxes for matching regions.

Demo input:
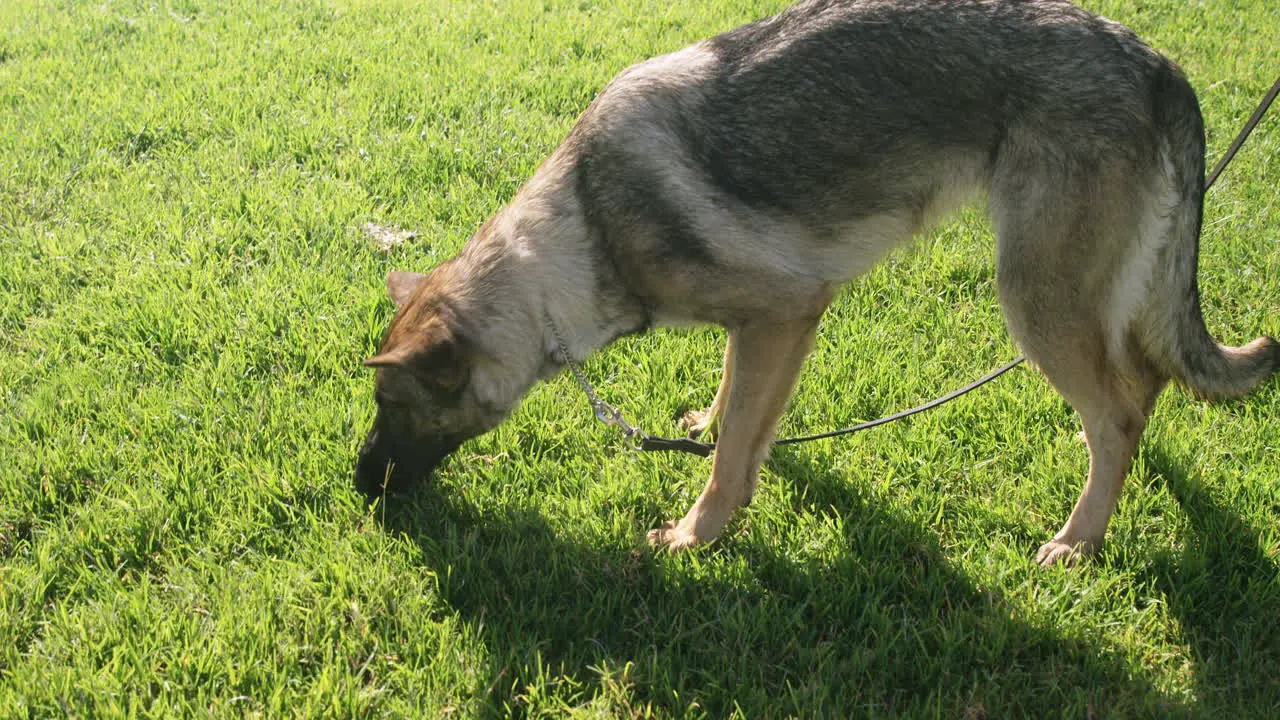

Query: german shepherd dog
[355,0,1277,565]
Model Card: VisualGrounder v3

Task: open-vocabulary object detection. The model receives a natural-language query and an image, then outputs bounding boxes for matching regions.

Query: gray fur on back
[574,0,1177,237]
[548,0,1275,396]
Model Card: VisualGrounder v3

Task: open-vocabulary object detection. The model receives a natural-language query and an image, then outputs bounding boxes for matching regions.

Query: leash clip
[589,397,644,449]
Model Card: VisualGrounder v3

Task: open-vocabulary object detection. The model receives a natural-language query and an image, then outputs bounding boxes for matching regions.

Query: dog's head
[355,268,505,496]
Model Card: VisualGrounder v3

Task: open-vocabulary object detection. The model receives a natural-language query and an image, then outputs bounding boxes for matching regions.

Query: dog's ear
[386,271,428,308]
[363,319,470,392]
[362,351,406,370]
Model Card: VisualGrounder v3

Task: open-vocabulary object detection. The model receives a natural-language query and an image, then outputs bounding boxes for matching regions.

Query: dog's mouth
[354,427,465,497]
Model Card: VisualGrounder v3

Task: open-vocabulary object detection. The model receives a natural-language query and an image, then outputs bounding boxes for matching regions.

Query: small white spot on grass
[362,221,417,253]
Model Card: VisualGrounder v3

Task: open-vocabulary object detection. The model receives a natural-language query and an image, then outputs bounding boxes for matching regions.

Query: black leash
[559,73,1280,458]
[1205,74,1280,191]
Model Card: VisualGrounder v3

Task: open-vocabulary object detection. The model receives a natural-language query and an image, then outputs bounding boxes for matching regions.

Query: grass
[1,0,1278,716]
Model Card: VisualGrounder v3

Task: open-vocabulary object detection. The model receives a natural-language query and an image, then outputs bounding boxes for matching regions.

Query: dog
[355,0,1278,566]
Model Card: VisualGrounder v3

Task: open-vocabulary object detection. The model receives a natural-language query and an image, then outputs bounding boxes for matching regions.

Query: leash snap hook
[591,398,645,449]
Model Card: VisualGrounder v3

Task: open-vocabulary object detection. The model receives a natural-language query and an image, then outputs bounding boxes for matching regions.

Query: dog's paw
[1035,537,1097,567]
[679,407,720,440]
[646,520,705,551]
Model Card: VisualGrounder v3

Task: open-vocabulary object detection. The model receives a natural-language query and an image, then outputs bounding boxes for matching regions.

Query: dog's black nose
[355,427,418,497]
[354,427,462,497]
[354,432,393,497]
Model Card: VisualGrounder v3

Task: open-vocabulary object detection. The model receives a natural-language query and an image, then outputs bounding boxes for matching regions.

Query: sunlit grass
[2,0,1277,716]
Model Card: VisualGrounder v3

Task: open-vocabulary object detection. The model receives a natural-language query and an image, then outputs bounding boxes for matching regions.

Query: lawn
[2,0,1278,716]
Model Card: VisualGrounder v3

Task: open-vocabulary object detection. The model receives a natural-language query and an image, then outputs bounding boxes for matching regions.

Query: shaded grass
[1,0,1278,716]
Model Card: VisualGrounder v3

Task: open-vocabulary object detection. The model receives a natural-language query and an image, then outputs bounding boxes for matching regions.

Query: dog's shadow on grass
[1136,443,1280,716]
[382,449,1184,717]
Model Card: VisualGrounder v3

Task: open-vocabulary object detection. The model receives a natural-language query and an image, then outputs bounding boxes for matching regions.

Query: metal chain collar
[545,314,645,449]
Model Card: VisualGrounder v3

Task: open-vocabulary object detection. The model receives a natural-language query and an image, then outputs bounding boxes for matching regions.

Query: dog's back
[685,0,1166,225]
[569,1,1167,310]
[566,0,1276,397]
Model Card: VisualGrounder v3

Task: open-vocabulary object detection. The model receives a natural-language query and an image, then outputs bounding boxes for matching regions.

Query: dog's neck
[497,177,651,373]
[536,279,648,367]
[532,268,650,385]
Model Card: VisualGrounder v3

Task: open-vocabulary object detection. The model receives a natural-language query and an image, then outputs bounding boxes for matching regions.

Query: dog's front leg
[648,318,820,550]
[680,334,734,440]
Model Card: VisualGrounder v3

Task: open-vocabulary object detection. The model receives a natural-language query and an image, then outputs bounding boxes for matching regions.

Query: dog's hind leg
[1032,353,1165,566]
[680,335,734,440]
[992,156,1169,566]
[1000,282,1166,566]
[649,315,821,550]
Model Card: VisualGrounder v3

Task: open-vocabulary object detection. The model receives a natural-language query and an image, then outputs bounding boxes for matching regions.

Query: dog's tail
[1135,64,1280,400]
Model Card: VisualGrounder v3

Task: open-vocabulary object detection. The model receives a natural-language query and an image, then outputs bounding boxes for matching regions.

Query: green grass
[2,0,1278,716]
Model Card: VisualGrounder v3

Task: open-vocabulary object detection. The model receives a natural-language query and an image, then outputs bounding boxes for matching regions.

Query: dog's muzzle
[353,425,464,497]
